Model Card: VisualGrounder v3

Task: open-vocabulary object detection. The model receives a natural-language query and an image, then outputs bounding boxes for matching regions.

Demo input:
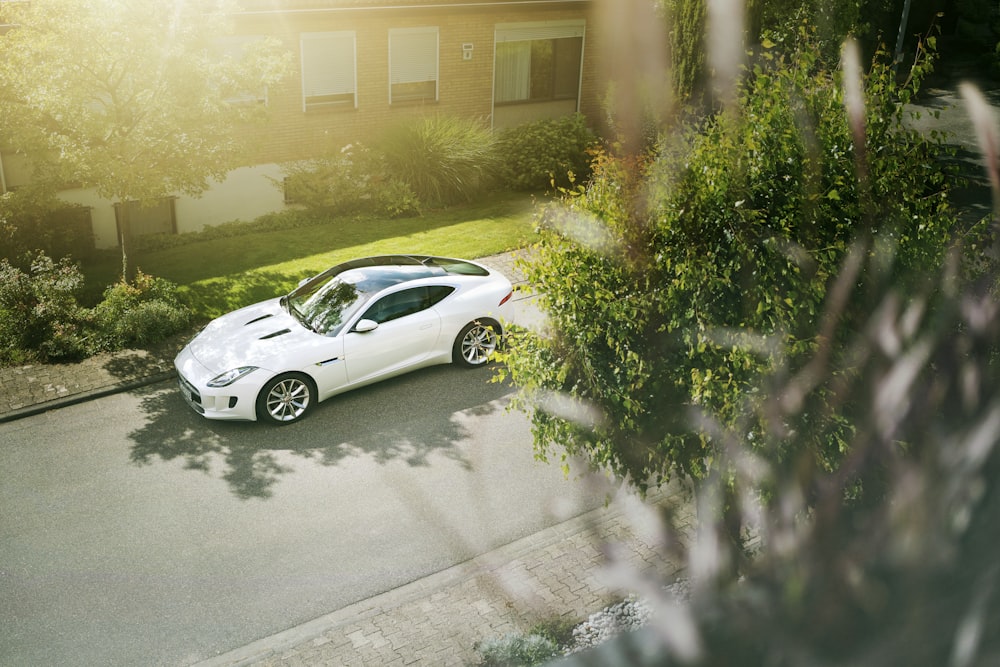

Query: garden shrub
[91,271,191,350]
[501,33,957,489]
[0,186,94,267]
[280,143,420,219]
[495,114,599,192]
[0,254,192,363]
[0,252,90,362]
[377,115,498,207]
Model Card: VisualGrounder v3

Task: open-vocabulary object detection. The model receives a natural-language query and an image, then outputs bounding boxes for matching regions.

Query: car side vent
[259,328,291,340]
[245,314,274,325]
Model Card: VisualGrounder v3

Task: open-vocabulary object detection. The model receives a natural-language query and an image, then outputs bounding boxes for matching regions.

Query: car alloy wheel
[257,373,314,424]
[454,320,500,368]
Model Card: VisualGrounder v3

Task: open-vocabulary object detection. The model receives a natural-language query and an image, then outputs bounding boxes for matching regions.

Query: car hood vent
[245,313,274,326]
[259,328,291,340]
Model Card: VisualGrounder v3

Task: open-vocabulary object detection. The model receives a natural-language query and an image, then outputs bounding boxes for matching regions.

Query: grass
[81,191,541,321]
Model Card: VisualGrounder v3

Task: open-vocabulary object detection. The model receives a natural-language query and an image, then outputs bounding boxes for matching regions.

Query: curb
[0,370,176,425]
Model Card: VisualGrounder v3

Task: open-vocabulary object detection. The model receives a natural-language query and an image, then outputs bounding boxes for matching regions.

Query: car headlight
[207,366,259,388]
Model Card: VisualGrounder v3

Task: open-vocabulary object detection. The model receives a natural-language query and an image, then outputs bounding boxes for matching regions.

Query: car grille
[177,373,205,414]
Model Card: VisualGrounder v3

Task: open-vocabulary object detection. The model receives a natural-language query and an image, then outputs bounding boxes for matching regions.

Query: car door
[342,285,449,386]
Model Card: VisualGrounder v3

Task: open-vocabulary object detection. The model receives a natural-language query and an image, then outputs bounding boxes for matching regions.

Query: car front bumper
[174,346,262,421]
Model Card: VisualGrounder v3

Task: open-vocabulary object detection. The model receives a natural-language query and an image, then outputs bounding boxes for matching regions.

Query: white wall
[57,163,290,249]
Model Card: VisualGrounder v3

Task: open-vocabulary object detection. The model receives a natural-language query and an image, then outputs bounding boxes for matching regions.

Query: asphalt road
[0,364,614,666]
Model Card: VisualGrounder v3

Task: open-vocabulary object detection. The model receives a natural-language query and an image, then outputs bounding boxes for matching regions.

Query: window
[389,27,438,104]
[301,31,357,110]
[114,198,176,239]
[361,285,454,324]
[494,21,584,105]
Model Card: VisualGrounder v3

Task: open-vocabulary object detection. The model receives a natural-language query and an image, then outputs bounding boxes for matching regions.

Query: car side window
[426,285,454,308]
[360,287,430,325]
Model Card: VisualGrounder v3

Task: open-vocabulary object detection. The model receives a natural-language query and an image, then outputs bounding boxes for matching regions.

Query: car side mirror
[353,318,379,333]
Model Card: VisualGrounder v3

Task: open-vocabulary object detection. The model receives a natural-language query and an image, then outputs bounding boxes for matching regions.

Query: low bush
[495,114,599,192]
[0,253,90,363]
[281,143,420,219]
[0,186,95,267]
[377,115,499,207]
[91,271,191,350]
[0,252,191,364]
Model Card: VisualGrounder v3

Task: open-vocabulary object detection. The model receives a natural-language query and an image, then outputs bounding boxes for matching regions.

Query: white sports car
[174,255,513,424]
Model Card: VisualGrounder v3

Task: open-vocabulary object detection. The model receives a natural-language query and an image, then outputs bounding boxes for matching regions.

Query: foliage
[954,0,1000,74]
[0,0,291,281]
[501,35,956,490]
[0,185,94,267]
[494,114,600,192]
[0,253,90,363]
[0,251,190,362]
[654,0,899,108]
[376,115,499,207]
[557,244,1000,665]
[281,143,420,218]
[475,632,561,667]
[664,0,707,106]
[91,272,191,350]
[749,0,897,60]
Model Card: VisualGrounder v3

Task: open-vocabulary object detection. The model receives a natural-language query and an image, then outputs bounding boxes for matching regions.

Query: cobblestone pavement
[1,250,692,665]
[198,485,691,667]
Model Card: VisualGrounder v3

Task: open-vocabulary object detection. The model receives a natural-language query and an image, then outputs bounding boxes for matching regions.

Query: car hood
[186,298,320,373]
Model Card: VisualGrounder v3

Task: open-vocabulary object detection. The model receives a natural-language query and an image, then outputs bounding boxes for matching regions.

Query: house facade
[0,0,599,250]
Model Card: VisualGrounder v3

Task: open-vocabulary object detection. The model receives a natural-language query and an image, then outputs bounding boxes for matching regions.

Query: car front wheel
[257,373,315,424]
[454,320,500,368]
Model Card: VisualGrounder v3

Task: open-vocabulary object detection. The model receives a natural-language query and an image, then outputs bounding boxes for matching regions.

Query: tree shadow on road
[127,365,513,500]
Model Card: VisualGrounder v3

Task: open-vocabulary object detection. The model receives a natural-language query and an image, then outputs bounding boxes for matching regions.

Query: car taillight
[499,290,513,307]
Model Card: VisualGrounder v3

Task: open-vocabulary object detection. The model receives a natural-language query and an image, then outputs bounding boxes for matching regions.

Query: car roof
[292,255,492,301]
[333,255,490,278]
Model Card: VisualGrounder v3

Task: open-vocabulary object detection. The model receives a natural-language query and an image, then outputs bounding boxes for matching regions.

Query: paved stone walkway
[1,250,692,666]
[198,485,691,667]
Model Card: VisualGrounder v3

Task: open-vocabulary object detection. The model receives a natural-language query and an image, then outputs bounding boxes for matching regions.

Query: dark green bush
[377,115,498,207]
[280,143,420,219]
[0,253,191,364]
[501,35,956,488]
[0,186,94,267]
[91,271,191,350]
[495,114,599,192]
[0,253,90,362]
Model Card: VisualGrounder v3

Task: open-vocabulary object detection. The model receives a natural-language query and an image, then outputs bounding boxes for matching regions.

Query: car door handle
[419,323,433,330]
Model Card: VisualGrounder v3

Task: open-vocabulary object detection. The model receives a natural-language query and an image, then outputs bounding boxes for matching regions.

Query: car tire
[256,373,315,425]
[453,319,501,368]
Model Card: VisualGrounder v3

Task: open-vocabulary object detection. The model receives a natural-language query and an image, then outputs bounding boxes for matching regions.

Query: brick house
[0,0,599,250]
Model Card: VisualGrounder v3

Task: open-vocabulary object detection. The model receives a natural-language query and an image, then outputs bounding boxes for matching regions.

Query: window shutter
[495,20,585,43]
[301,32,356,99]
[390,28,438,84]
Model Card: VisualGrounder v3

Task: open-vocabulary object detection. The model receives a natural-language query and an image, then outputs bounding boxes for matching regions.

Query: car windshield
[285,275,364,336]
[284,263,445,336]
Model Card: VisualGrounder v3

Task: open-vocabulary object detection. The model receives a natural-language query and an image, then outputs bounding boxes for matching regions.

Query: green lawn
[83,191,541,321]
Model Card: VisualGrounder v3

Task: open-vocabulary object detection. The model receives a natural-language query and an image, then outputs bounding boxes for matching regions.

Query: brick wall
[234,2,600,165]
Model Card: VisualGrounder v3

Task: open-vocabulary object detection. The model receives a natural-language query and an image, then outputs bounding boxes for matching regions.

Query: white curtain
[494,41,530,103]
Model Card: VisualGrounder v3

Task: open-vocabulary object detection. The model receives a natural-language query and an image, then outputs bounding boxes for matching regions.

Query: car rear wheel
[257,373,315,424]
[454,320,500,368]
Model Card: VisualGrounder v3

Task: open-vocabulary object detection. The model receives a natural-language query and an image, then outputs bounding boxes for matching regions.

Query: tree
[501,33,960,495]
[0,0,290,280]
